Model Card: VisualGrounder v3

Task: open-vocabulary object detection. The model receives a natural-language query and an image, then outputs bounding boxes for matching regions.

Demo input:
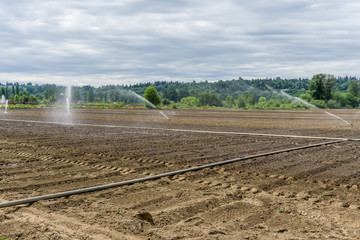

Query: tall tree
[83,91,88,102]
[88,89,94,102]
[348,80,359,97]
[144,86,161,107]
[198,91,223,107]
[15,84,19,95]
[163,87,178,101]
[5,86,9,99]
[323,74,336,101]
[73,89,81,102]
[178,89,190,100]
[309,74,336,101]
[44,88,56,102]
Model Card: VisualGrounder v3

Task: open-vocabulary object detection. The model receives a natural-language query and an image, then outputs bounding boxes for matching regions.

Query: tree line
[0,74,360,109]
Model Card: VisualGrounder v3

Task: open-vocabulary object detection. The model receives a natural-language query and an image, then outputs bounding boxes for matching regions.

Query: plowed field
[0,109,359,239]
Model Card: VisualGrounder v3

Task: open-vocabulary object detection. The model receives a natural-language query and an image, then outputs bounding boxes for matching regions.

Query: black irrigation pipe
[0,139,347,208]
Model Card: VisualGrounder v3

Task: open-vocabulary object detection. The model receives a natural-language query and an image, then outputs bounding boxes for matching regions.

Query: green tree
[96,91,104,102]
[323,74,336,101]
[44,88,56,102]
[163,88,178,101]
[29,95,38,103]
[144,86,161,107]
[238,95,246,108]
[5,86,9,99]
[73,90,81,102]
[83,91,88,102]
[109,89,120,102]
[15,84,19,95]
[344,92,359,108]
[309,74,325,100]
[237,94,255,108]
[88,89,94,102]
[198,91,223,107]
[225,96,236,107]
[178,89,190,100]
[309,74,336,101]
[35,93,43,101]
[348,80,359,97]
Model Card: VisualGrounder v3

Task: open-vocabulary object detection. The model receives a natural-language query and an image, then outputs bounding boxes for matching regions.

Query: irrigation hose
[0,139,346,209]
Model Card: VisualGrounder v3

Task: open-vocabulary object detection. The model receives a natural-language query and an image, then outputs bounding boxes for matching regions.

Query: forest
[0,74,360,109]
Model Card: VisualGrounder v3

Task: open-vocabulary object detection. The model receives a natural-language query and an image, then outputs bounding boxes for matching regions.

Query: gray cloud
[0,0,360,86]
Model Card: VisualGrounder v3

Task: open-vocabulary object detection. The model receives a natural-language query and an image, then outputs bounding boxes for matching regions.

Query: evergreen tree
[5,86,9,99]
[348,80,359,97]
[73,90,81,102]
[163,87,178,101]
[88,90,94,102]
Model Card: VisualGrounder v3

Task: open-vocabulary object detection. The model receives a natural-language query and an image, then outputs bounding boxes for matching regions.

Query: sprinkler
[159,110,169,121]
[351,123,354,140]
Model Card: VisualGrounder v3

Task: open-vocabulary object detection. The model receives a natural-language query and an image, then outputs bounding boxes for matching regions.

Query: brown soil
[0,108,359,239]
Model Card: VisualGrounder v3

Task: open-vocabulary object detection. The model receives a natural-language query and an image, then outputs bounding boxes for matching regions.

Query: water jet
[63,86,72,123]
[159,110,169,120]
[4,100,8,114]
[266,85,354,139]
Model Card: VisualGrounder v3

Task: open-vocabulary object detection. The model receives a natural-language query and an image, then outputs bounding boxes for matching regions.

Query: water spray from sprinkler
[112,88,170,121]
[159,110,170,121]
[0,95,6,114]
[4,100,8,114]
[64,86,72,124]
[266,85,354,140]
[66,98,70,116]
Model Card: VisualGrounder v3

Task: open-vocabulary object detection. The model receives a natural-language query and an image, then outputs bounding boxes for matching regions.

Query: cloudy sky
[0,0,360,86]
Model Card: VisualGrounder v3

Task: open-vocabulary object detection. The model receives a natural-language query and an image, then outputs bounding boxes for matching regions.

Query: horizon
[1,75,359,88]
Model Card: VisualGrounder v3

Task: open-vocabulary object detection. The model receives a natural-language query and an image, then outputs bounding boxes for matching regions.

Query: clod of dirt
[250,188,259,194]
[342,202,350,208]
[286,177,295,182]
[208,230,226,235]
[272,191,281,196]
[135,212,155,225]
[296,192,310,200]
[240,186,250,191]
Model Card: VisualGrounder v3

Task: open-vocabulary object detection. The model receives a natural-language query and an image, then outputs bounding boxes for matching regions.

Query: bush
[327,99,341,109]
[179,97,198,108]
[310,99,327,108]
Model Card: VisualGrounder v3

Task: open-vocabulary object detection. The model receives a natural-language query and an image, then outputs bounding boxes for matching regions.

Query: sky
[1,0,360,86]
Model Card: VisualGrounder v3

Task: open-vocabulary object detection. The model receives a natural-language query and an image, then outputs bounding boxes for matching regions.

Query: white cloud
[0,0,360,86]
